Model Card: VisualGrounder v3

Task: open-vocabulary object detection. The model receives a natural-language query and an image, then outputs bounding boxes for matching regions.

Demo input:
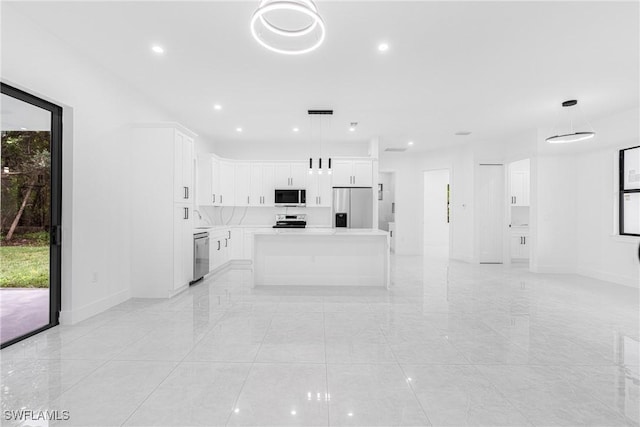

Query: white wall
[532,108,640,287]
[2,6,176,323]
[379,145,474,261]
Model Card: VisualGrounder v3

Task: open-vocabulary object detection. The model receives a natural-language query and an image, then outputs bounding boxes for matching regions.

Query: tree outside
[1,130,51,288]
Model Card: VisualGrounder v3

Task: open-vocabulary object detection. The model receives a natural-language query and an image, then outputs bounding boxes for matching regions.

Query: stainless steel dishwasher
[192,232,209,284]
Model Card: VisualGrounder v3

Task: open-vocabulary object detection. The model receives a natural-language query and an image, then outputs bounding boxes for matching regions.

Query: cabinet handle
[353,175,356,185]
[247,196,250,205]
[184,207,189,220]
[523,236,526,245]
[514,196,516,204]
[392,202,395,214]
[228,230,231,239]
[225,238,228,247]
[390,230,393,237]
[217,240,220,250]
[220,195,223,204]
[212,194,215,204]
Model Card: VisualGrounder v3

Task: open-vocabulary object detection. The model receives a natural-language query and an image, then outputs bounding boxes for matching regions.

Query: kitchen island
[253,229,390,288]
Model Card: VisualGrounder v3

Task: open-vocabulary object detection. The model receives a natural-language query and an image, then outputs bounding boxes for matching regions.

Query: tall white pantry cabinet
[130,123,196,298]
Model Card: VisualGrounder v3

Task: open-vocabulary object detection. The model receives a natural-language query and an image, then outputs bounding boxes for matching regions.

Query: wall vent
[384,147,407,152]
[308,109,334,115]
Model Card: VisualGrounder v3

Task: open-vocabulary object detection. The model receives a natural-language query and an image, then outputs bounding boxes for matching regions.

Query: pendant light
[308,109,333,174]
[250,0,326,55]
[546,100,596,144]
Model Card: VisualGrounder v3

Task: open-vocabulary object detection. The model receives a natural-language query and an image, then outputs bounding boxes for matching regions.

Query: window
[619,146,640,236]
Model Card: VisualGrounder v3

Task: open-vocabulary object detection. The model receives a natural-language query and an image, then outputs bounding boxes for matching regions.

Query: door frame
[1,82,62,348]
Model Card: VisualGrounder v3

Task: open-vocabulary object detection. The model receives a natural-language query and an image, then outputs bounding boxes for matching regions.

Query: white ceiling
[6,1,639,153]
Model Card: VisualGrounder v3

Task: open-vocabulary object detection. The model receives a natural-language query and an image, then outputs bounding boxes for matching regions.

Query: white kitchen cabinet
[332,160,373,187]
[196,155,213,206]
[275,162,307,188]
[250,163,276,206]
[510,230,529,260]
[173,130,195,203]
[210,229,231,271]
[509,171,530,206]
[234,163,251,206]
[211,157,220,206]
[174,204,194,289]
[306,171,332,206]
[130,123,196,298]
[218,160,235,206]
[242,228,272,260]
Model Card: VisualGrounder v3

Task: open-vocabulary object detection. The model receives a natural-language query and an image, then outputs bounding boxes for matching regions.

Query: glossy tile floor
[1,255,639,426]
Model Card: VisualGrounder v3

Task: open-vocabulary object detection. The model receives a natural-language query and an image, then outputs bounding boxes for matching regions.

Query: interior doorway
[378,171,396,251]
[423,169,450,259]
[1,83,62,348]
[478,164,504,263]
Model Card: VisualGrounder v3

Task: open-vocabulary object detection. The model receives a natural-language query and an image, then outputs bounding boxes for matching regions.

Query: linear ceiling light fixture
[546,99,596,144]
[250,0,326,55]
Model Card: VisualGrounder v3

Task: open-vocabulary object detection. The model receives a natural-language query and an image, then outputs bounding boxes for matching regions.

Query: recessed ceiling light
[151,45,164,54]
[293,127,299,132]
[378,42,389,52]
[236,127,243,132]
[349,122,358,132]
[213,104,222,111]
[290,410,297,415]
[455,131,472,136]
[408,141,414,146]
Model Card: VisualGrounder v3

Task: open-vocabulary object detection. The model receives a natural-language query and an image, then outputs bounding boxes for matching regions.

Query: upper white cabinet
[275,162,307,188]
[306,172,332,207]
[173,130,195,203]
[234,163,251,206]
[510,171,530,206]
[218,160,235,206]
[250,163,275,206]
[197,155,213,206]
[332,160,373,187]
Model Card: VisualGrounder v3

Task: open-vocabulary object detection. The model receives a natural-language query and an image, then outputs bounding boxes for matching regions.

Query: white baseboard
[576,266,639,289]
[531,264,576,274]
[59,288,130,325]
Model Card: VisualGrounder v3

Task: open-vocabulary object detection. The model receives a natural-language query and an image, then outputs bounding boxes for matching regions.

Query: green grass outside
[0,246,49,288]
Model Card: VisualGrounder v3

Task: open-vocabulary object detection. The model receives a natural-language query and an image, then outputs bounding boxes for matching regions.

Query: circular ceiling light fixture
[546,99,596,144]
[250,0,326,55]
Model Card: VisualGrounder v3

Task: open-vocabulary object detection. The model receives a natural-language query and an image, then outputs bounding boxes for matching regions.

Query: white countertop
[253,228,389,237]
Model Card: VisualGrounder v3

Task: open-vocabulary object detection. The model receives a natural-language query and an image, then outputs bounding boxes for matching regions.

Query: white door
[274,164,291,187]
[423,169,450,258]
[332,160,353,186]
[317,172,332,206]
[234,163,251,206]
[211,157,220,205]
[306,173,320,206]
[219,161,235,206]
[262,164,276,205]
[478,164,504,263]
[289,162,307,188]
[353,161,373,187]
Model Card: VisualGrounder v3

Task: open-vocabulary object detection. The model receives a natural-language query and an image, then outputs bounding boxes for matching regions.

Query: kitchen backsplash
[197,206,332,227]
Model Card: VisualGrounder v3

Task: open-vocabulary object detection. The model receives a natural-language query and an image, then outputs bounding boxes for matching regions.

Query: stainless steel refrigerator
[333,187,373,228]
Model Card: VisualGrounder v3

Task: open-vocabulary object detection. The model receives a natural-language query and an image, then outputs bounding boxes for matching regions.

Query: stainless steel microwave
[274,189,306,207]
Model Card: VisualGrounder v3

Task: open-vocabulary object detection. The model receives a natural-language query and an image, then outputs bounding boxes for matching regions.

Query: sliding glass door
[0,83,62,348]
